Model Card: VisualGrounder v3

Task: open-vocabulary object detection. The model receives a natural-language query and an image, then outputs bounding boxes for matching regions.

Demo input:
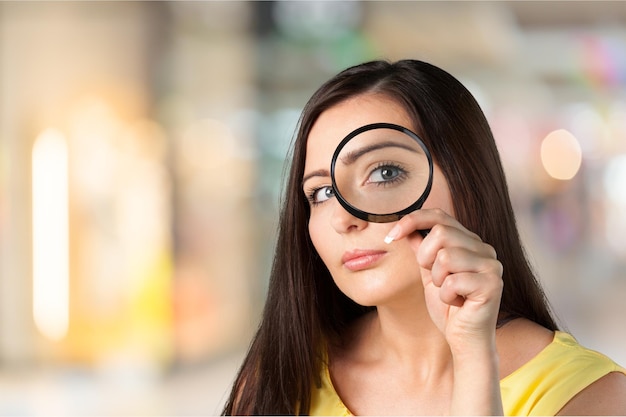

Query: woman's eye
[369,165,402,183]
[312,186,335,204]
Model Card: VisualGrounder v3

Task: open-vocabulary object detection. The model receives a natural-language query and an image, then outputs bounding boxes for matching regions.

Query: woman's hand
[384,208,503,348]
[384,208,504,415]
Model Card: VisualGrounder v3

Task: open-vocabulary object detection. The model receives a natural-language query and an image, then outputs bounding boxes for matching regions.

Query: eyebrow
[340,141,420,165]
[302,169,330,187]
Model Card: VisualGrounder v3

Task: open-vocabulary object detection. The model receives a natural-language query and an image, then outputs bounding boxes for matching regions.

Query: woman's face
[303,93,454,307]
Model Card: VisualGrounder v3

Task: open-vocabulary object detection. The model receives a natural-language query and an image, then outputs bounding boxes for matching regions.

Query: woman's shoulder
[556,370,626,415]
[496,317,555,379]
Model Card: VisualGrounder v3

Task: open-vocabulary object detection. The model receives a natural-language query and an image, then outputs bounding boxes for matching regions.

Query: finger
[384,208,461,244]
[418,225,497,272]
[439,277,466,308]
[439,270,503,309]
[429,246,501,288]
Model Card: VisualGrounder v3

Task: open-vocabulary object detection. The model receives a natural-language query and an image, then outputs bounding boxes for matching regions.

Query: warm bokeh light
[604,154,626,206]
[604,154,626,256]
[540,129,583,180]
[32,128,70,342]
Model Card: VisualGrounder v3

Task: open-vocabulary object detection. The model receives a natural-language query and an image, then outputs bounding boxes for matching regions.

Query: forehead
[305,94,414,173]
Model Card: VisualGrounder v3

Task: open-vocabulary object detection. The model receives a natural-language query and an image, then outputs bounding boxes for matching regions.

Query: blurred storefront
[0,1,625,415]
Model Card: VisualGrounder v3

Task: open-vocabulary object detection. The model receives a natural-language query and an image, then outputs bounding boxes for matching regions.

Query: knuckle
[486,262,504,291]
[430,208,450,224]
[484,243,498,260]
[483,257,503,276]
[431,207,447,218]
[436,247,452,267]
[493,259,504,277]
[429,223,449,240]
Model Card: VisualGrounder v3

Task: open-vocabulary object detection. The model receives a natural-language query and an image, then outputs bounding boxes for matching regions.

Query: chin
[333,272,418,307]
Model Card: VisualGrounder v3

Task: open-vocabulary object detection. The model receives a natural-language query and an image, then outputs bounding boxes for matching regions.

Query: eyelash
[305,185,334,207]
[369,161,409,186]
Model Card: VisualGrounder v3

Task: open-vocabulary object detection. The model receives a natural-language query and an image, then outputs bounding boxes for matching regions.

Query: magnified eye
[330,124,433,222]
[368,163,406,185]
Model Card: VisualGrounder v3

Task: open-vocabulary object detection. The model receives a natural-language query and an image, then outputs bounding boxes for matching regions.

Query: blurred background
[0,1,625,415]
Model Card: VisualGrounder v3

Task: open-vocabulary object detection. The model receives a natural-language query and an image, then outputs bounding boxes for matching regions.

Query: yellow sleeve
[309,360,352,416]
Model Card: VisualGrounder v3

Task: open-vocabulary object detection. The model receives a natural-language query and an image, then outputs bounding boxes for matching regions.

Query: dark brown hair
[222,59,558,415]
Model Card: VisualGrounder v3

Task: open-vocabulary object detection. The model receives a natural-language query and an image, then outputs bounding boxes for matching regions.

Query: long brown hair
[222,59,558,415]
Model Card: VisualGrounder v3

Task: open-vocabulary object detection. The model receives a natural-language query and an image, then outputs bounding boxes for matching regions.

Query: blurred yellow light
[32,128,70,341]
[540,129,582,180]
[604,155,626,255]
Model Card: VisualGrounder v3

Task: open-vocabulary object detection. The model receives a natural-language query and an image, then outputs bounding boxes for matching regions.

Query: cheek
[423,166,455,216]
[423,189,454,215]
[308,217,321,252]
[393,240,421,271]
[308,212,330,260]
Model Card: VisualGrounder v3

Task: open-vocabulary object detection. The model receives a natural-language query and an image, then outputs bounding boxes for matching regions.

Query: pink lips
[342,249,387,271]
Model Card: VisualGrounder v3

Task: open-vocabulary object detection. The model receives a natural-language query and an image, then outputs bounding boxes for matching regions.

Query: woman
[223,60,626,415]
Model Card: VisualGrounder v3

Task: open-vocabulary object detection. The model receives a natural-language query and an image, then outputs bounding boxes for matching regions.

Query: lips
[341,249,387,271]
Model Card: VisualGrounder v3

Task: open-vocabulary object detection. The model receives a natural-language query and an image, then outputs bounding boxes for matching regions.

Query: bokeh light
[32,128,70,342]
[604,155,626,206]
[540,129,583,180]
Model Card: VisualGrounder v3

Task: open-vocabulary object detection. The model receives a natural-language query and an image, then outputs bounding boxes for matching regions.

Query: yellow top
[309,331,626,416]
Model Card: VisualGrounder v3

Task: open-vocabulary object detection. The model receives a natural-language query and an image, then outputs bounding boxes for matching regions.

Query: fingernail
[384,225,400,244]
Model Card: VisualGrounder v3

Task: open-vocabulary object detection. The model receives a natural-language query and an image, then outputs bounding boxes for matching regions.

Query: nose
[330,200,368,234]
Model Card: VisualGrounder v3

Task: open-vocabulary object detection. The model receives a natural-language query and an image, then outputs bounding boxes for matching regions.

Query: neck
[364,301,453,380]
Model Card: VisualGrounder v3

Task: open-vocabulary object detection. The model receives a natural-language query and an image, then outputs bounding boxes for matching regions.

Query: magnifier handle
[418,229,430,238]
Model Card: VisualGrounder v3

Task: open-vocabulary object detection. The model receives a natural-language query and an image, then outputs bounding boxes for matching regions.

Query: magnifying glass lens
[331,124,432,223]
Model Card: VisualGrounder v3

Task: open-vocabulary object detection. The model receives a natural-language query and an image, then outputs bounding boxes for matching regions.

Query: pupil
[382,168,395,179]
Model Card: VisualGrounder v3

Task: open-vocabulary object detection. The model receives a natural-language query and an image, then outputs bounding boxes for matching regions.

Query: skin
[302,93,626,415]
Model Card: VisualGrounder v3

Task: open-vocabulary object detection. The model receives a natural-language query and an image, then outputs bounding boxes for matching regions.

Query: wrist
[450,342,502,416]
[447,326,497,358]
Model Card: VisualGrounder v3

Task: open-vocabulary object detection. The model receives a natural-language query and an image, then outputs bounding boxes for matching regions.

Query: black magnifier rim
[330,122,434,223]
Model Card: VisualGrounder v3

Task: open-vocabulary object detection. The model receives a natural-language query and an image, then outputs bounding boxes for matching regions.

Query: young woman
[223,60,626,415]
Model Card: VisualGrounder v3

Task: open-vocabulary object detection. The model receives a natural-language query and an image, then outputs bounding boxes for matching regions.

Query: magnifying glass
[330,123,434,227]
